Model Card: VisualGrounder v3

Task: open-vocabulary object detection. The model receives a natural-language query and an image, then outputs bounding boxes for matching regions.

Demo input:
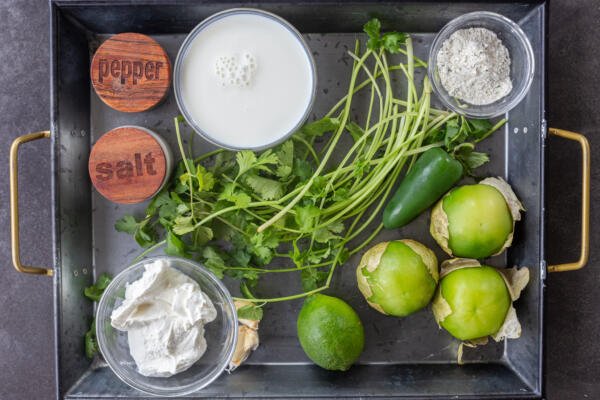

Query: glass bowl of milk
[96,256,238,396]
[174,8,317,150]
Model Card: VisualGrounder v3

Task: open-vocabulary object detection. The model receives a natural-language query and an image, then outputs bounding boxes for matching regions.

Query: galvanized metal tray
[4,0,586,398]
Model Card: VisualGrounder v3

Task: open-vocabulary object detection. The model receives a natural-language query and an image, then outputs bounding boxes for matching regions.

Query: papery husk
[432,258,481,326]
[480,177,525,256]
[402,239,439,283]
[228,300,260,372]
[356,242,389,314]
[432,258,530,360]
[430,199,452,256]
[492,267,530,341]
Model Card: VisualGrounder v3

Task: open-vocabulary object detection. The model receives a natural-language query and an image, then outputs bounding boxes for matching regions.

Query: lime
[297,294,364,371]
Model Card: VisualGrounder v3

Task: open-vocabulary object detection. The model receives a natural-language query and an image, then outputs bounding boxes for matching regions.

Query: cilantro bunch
[116,19,504,303]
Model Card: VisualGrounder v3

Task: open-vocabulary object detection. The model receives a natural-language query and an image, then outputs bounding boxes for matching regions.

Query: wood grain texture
[90,33,171,112]
[89,126,167,204]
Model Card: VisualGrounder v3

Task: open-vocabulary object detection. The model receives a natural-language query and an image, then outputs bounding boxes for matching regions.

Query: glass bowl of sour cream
[96,256,238,396]
[174,8,317,150]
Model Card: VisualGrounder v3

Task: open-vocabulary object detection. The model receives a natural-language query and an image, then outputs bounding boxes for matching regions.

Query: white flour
[436,27,512,105]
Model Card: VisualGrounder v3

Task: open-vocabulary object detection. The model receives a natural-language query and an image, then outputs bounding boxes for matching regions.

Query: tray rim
[49,1,548,398]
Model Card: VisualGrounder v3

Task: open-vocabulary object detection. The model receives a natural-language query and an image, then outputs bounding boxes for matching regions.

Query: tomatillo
[432,258,529,343]
[430,177,524,259]
[356,239,438,317]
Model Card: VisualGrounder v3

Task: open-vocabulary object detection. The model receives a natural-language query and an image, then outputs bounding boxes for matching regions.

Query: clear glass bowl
[96,256,238,396]
[173,8,317,151]
[428,11,535,118]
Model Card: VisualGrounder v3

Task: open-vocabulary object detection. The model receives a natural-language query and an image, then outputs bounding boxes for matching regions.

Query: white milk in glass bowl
[174,8,317,150]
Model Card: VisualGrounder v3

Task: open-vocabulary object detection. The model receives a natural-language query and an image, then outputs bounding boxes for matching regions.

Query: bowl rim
[173,7,318,151]
[427,11,535,118]
[96,255,238,396]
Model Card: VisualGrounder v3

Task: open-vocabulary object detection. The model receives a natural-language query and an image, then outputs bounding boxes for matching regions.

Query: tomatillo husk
[430,177,524,258]
[228,300,260,371]
[356,239,438,317]
[432,258,529,347]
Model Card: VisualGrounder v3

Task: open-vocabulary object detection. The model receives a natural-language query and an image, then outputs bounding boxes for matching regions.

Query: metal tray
[3,0,588,398]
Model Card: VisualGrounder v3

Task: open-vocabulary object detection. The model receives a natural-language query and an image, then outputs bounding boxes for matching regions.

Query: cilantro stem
[131,240,166,264]
[174,117,196,222]
[475,118,508,143]
[292,135,320,164]
[257,50,371,233]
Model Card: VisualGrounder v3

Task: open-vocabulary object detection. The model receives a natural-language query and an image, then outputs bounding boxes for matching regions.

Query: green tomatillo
[430,177,524,259]
[356,239,438,317]
[432,258,529,344]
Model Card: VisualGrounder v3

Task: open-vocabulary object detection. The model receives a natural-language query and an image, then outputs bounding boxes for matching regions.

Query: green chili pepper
[383,148,463,229]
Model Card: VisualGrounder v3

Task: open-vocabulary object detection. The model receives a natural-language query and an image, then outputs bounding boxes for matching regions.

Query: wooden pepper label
[89,126,168,204]
[91,33,171,113]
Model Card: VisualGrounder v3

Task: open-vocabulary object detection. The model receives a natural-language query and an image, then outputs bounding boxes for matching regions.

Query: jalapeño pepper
[383,148,463,229]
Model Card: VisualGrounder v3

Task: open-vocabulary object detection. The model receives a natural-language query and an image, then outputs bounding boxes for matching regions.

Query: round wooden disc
[90,33,171,112]
[89,126,168,204]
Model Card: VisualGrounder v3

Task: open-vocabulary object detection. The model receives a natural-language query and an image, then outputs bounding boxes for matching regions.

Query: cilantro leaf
[243,173,283,200]
[195,165,216,191]
[165,230,189,257]
[467,119,493,137]
[293,159,313,183]
[364,18,382,50]
[314,227,340,243]
[275,141,294,178]
[235,151,258,177]
[237,304,263,321]
[218,182,252,207]
[191,226,213,248]
[363,18,407,53]
[346,122,365,143]
[382,32,408,53]
[85,320,99,359]
[443,119,463,148]
[453,142,490,172]
[83,273,112,302]
[115,215,156,248]
[114,215,138,235]
[299,117,340,139]
[294,204,321,232]
[172,215,195,235]
[301,268,328,292]
[202,246,226,278]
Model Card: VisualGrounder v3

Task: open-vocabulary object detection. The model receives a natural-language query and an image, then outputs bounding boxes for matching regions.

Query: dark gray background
[0,0,598,399]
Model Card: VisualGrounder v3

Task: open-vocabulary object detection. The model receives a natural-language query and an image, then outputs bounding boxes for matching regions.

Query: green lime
[297,294,364,371]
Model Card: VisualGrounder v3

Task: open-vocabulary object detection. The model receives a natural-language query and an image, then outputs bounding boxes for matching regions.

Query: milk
[178,12,315,149]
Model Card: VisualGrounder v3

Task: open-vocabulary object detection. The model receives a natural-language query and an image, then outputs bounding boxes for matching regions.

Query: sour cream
[110,259,217,377]
[175,9,316,149]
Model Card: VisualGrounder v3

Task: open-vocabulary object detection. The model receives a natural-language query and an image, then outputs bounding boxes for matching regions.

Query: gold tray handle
[547,128,590,273]
[10,131,53,276]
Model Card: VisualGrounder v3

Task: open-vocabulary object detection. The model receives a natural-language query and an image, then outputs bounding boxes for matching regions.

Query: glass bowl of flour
[428,11,534,118]
[96,256,238,396]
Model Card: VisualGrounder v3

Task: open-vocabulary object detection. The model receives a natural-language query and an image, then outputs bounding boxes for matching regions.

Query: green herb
[237,304,264,321]
[425,115,506,174]
[84,320,98,359]
[83,274,112,359]
[363,18,407,53]
[116,19,504,304]
[83,273,112,302]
